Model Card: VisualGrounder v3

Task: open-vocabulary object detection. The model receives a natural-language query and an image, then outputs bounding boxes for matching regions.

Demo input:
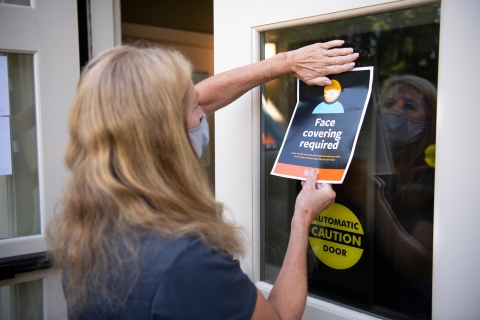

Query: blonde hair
[380,74,437,162]
[379,74,437,213]
[48,46,243,309]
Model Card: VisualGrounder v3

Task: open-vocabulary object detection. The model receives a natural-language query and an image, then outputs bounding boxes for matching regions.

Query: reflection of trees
[263,3,440,101]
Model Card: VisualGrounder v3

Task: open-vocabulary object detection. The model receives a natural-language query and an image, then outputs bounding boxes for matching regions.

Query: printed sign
[309,203,364,269]
[271,67,373,183]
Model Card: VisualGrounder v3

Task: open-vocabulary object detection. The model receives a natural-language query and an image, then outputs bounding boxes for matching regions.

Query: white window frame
[0,0,80,318]
[0,0,120,259]
[214,0,480,318]
[0,0,78,259]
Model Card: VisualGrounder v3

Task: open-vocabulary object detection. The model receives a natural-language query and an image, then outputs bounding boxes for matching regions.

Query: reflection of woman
[372,75,437,317]
[47,43,356,319]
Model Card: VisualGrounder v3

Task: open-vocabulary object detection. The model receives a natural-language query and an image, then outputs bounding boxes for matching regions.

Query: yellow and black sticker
[309,203,364,269]
[424,144,435,168]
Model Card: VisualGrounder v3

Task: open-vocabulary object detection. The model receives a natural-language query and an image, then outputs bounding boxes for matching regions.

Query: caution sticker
[309,203,364,269]
[424,144,435,168]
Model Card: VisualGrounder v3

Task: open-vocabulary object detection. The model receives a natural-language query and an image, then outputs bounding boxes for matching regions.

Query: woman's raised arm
[196,40,359,116]
[251,170,336,320]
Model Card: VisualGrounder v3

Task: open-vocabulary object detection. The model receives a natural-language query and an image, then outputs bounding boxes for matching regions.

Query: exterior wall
[121,23,214,76]
[433,0,480,318]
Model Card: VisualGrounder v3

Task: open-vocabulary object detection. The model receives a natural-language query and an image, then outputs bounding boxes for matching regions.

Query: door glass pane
[192,71,215,190]
[0,53,40,239]
[260,3,439,319]
[0,280,43,320]
[0,0,30,6]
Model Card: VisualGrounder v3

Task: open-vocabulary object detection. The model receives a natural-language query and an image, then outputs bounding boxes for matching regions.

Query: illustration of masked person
[312,79,344,114]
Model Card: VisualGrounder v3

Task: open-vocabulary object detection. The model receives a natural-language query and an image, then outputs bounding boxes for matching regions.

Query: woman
[372,75,437,318]
[376,74,436,280]
[328,74,436,318]
[48,42,357,319]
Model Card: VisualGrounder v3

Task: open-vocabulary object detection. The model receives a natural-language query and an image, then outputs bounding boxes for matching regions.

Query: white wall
[121,23,214,76]
[90,0,120,57]
[433,0,480,318]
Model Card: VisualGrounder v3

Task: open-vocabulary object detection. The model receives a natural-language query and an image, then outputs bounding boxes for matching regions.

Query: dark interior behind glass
[260,4,439,319]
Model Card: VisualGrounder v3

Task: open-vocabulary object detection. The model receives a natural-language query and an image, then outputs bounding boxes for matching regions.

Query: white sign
[0,56,9,116]
[0,117,12,175]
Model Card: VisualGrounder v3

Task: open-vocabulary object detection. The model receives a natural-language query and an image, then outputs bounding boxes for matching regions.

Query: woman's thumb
[305,169,318,187]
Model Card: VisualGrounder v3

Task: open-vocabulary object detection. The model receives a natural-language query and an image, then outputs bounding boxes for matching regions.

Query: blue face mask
[188,115,210,157]
[382,113,425,151]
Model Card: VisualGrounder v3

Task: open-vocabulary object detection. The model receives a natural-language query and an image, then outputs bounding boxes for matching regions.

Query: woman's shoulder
[148,235,257,319]
[136,232,234,273]
[95,231,256,319]
[138,232,204,265]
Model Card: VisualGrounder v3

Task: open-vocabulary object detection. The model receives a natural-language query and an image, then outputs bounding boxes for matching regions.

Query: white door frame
[214,0,480,318]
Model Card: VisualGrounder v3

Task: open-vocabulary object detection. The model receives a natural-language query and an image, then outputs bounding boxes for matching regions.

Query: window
[0,53,39,240]
[260,3,439,319]
[0,0,30,6]
[0,280,43,319]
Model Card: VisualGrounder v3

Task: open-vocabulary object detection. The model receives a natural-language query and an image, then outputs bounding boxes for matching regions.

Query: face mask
[382,113,425,151]
[325,89,340,102]
[188,115,209,157]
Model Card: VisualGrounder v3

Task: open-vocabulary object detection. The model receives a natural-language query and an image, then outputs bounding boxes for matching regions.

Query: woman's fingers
[305,75,336,86]
[304,168,318,188]
[290,41,359,85]
[327,51,358,65]
[325,62,357,75]
[295,169,336,222]
[319,39,346,50]
[323,47,355,58]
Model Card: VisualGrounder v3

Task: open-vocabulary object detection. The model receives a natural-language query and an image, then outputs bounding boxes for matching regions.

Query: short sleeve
[151,238,257,320]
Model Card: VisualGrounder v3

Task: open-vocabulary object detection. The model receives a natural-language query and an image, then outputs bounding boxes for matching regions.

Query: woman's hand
[369,175,433,281]
[294,170,336,227]
[286,40,359,86]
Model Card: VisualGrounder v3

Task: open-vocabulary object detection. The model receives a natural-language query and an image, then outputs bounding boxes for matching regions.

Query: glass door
[0,1,80,318]
[214,0,480,318]
[260,4,439,319]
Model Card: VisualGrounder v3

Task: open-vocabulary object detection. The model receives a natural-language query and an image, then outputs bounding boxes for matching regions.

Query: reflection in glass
[260,4,439,319]
[0,280,43,320]
[0,53,40,239]
[192,71,215,190]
